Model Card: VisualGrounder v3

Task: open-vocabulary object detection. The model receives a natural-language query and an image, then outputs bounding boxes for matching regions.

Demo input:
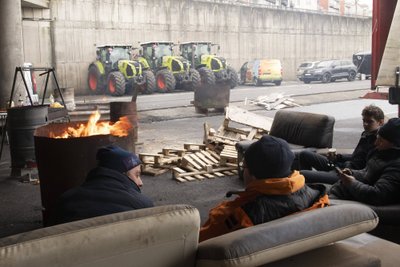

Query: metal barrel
[109,101,138,151]
[34,122,132,226]
[6,105,48,175]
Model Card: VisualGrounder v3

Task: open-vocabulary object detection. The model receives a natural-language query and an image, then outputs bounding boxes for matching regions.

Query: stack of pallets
[139,143,237,182]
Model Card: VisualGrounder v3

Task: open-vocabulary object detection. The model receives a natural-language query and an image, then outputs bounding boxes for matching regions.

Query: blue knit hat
[96,145,141,173]
[244,135,294,179]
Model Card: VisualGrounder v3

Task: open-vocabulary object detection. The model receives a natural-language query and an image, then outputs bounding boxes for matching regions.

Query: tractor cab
[180,42,219,68]
[140,42,174,70]
[96,45,132,70]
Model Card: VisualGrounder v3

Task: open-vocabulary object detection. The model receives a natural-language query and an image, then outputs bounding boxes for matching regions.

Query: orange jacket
[199,171,329,242]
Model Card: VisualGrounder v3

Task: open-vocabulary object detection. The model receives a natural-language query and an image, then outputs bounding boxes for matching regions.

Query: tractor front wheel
[188,68,201,91]
[139,70,156,94]
[198,67,215,87]
[106,71,126,96]
[87,65,104,94]
[227,66,238,89]
[156,69,176,93]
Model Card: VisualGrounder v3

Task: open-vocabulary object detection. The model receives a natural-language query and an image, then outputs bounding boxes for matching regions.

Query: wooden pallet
[173,149,237,182]
[173,166,238,182]
[139,143,239,181]
[219,145,238,165]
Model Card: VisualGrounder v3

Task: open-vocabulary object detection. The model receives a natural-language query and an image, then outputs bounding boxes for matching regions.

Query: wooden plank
[214,172,225,177]
[181,155,202,170]
[195,152,214,165]
[200,150,220,164]
[184,143,206,151]
[188,153,210,169]
[225,106,273,132]
[246,128,258,140]
[162,148,186,157]
[141,165,170,176]
[203,173,215,179]
[207,150,221,162]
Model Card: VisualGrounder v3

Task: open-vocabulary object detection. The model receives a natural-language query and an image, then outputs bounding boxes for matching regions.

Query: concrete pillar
[0,0,24,109]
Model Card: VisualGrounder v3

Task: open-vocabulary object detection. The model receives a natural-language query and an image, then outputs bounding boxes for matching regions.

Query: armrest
[196,204,378,267]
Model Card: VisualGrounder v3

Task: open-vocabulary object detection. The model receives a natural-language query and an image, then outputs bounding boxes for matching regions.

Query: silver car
[297,61,319,81]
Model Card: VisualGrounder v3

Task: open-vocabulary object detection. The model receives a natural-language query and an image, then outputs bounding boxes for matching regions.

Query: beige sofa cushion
[0,205,200,267]
[263,240,381,267]
[196,204,378,267]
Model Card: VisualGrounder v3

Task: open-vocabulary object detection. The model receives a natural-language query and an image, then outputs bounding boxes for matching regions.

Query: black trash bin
[193,83,230,113]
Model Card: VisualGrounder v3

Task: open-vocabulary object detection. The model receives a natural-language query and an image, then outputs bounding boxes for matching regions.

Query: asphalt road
[0,80,398,238]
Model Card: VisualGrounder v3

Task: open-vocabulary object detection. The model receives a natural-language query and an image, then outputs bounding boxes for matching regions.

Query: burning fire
[50,110,132,138]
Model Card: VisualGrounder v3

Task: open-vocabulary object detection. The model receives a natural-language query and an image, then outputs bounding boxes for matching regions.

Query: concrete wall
[22,0,371,95]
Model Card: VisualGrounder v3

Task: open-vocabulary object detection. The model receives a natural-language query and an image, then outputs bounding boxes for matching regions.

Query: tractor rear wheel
[156,69,176,93]
[198,67,215,87]
[87,65,104,94]
[106,71,126,96]
[188,68,201,91]
[227,66,238,89]
[139,70,156,94]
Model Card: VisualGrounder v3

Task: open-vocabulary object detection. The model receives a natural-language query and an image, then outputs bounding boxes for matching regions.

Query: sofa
[236,109,335,179]
[1,203,399,267]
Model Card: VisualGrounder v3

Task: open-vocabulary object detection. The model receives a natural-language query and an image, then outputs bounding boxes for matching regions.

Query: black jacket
[243,184,328,225]
[340,130,377,169]
[55,166,154,224]
[330,149,400,205]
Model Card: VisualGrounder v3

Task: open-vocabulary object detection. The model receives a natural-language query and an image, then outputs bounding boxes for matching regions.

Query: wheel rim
[89,73,97,91]
[323,74,330,82]
[108,78,116,94]
[157,75,166,90]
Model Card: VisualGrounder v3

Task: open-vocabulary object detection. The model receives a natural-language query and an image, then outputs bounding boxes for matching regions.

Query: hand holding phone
[335,167,343,175]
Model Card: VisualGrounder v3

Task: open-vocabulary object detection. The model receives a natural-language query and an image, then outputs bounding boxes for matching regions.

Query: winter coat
[199,171,329,242]
[330,148,400,205]
[54,166,154,224]
[339,130,377,169]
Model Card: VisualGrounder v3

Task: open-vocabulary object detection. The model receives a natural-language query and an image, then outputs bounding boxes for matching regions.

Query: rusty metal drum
[7,105,48,176]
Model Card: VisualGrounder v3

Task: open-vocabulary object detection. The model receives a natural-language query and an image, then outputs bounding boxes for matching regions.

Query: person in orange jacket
[199,135,329,242]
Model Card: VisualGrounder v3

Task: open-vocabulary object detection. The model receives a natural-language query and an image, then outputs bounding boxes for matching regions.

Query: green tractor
[87,44,155,96]
[179,42,238,89]
[137,41,201,93]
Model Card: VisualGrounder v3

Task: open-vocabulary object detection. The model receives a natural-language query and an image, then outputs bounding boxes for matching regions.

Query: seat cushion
[196,204,378,267]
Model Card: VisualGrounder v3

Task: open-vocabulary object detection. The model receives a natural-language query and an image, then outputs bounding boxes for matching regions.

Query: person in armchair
[199,135,329,242]
[330,118,400,205]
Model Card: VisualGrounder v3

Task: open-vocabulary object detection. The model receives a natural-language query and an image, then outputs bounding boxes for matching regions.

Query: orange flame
[50,110,132,139]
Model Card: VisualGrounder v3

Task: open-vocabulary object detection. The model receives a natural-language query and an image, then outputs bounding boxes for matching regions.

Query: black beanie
[378,118,400,148]
[244,135,294,179]
[96,145,141,173]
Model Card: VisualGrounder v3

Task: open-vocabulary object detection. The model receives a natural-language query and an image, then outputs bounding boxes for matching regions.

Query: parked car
[240,59,282,86]
[353,51,371,79]
[301,59,357,84]
[296,61,319,81]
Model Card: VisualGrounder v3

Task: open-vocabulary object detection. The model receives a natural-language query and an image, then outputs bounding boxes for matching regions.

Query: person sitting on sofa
[330,118,400,205]
[54,145,154,224]
[199,135,330,242]
[299,104,384,184]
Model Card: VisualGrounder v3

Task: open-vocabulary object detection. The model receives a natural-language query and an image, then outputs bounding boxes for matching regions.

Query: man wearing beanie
[199,135,329,242]
[54,145,153,224]
[330,118,400,205]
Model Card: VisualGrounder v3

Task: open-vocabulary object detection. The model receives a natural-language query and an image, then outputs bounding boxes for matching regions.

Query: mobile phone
[335,166,343,174]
